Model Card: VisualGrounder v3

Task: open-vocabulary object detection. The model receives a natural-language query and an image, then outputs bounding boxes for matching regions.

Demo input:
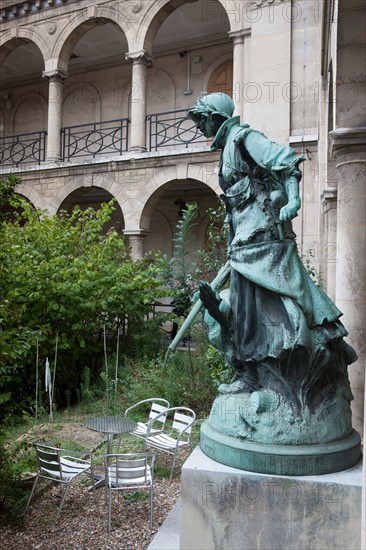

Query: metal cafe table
[84,415,137,488]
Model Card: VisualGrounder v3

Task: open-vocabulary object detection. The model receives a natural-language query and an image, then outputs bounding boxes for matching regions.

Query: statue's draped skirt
[224,176,350,366]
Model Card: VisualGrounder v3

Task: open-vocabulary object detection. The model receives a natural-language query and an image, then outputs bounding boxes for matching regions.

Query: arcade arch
[57,187,124,235]
[53,15,129,75]
[142,178,220,258]
[142,0,233,54]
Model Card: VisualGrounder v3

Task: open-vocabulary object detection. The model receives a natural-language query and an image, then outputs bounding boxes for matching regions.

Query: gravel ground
[1,454,182,550]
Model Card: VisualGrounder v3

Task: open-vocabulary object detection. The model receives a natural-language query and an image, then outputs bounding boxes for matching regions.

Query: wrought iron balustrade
[0,131,46,167]
[61,118,129,161]
[147,109,207,151]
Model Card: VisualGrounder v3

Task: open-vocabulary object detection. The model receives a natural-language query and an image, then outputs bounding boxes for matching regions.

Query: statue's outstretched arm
[279,176,301,221]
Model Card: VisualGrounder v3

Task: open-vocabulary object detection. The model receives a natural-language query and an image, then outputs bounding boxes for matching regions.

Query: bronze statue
[183,93,360,473]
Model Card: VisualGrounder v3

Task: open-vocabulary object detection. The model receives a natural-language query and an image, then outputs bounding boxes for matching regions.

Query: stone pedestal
[180,447,362,550]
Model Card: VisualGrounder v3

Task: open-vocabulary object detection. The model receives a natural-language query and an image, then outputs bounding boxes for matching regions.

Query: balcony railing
[147,108,207,151]
[0,110,208,168]
[0,131,46,167]
[61,118,129,161]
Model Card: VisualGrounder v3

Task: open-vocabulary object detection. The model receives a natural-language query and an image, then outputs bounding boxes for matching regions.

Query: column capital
[330,127,366,163]
[321,187,337,213]
[125,50,153,65]
[42,69,69,81]
[123,229,150,237]
[228,29,250,43]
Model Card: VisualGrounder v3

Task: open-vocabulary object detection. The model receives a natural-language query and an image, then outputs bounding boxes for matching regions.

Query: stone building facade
[0,0,365,435]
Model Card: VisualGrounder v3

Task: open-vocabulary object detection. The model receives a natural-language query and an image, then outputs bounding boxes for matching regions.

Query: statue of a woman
[187,93,357,449]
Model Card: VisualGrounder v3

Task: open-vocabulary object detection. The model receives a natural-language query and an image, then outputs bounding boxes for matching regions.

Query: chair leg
[55,482,71,523]
[24,474,39,514]
[89,464,98,508]
[169,449,178,483]
[150,486,153,529]
[108,488,113,532]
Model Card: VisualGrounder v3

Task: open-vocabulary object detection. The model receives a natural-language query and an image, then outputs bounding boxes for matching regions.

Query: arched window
[207,60,233,97]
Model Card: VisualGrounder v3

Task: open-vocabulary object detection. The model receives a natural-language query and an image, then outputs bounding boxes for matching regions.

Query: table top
[84,416,137,435]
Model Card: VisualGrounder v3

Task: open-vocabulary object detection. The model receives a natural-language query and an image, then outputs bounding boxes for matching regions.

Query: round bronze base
[200,421,361,476]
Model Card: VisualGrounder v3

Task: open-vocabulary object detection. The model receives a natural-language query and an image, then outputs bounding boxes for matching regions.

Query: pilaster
[330,126,366,437]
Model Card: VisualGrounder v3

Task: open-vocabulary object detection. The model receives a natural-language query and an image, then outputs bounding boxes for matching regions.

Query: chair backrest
[125,397,170,426]
[149,401,169,425]
[105,453,154,485]
[35,444,62,479]
[172,408,195,439]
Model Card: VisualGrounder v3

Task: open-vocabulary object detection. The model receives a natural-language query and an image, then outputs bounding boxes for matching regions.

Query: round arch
[13,93,48,134]
[15,181,43,210]
[141,176,221,258]
[0,30,48,66]
[139,0,236,53]
[62,81,103,126]
[57,186,125,234]
[50,8,130,74]
[206,58,233,96]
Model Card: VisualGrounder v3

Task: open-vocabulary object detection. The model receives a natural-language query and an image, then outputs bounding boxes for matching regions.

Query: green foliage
[0,431,30,524]
[0,194,164,419]
[161,203,199,317]
[204,344,234,387]
[123,490,149,504]
[193,202,228,282]
[122,336,218,416]
[171,203,198,288]
[301,248,323,287]
[0,175,21,223]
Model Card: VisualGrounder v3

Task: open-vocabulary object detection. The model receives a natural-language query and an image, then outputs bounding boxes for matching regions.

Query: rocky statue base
[201,391,361,475]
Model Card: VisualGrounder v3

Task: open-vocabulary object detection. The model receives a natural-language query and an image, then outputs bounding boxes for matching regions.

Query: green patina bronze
[181,93,361,474]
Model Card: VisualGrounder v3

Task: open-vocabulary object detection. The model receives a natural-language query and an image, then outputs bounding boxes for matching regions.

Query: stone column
[330,127,366,436]
[43,70,68,162]
[124,230,148,260]
[363,379,366,548]
[229,31,245,118]
[321,187,337,302]
[125,50,152,152]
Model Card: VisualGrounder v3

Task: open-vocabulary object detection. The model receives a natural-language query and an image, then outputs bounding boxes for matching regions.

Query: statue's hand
[199,282,229,328]
[279,198,300,221]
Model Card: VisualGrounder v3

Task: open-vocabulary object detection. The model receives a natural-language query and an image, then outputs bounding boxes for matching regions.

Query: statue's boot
[219,363,259,394]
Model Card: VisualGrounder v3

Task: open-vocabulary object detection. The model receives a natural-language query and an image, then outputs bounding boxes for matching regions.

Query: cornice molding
[0,0,68,22]
[330,127,366,160]
[250,0,287,7]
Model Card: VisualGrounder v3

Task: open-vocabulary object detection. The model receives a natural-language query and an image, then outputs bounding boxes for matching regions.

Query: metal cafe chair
[116,398,170,450]
[104,452,155,532]
[25,442,97,522]
[144,407,196,482]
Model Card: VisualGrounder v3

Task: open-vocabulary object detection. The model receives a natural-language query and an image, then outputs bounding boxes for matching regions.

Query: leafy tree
[193,202,228,282]
[0,175,21,223]
[0,194,163,418]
